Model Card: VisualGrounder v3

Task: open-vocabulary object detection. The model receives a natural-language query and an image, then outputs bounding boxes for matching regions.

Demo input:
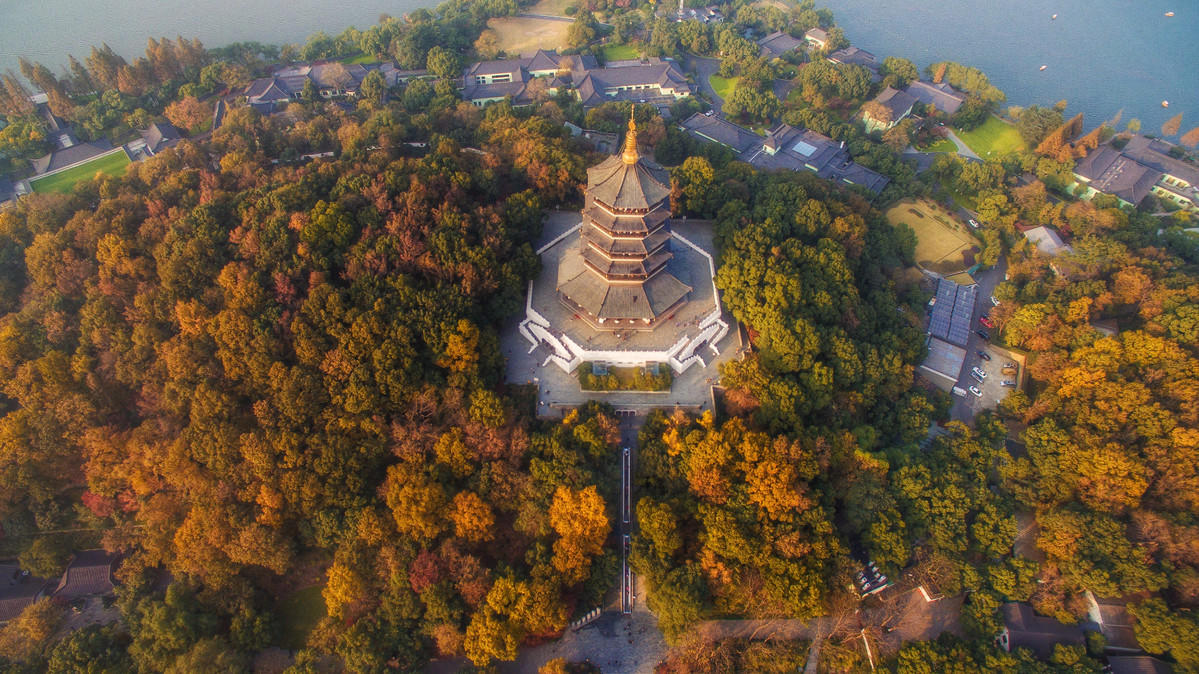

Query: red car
[979,316,994,328]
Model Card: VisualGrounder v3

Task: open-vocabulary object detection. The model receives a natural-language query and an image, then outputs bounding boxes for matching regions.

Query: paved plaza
[501,211,743,416]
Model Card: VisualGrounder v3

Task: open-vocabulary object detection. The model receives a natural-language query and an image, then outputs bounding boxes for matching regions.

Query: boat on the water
[1162,101,1170,108]
[1039,65,1048,71]
[1051,13,1058,19]
[1165,11,1174,17]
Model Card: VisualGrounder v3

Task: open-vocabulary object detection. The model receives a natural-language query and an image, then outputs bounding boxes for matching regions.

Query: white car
[968,218,980,229]
[968,385,983,397]
[971,366,988,379]
[990,295,1000,307]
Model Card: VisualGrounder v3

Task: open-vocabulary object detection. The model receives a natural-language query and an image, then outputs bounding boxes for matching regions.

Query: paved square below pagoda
[532,212,720,353]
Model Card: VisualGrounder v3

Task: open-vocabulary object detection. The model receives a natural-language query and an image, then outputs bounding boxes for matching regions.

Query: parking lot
[946,258,1020,422]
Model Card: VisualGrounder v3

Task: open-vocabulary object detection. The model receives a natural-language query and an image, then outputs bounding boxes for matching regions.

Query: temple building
[519,113,730,375]
[557,116,692,330]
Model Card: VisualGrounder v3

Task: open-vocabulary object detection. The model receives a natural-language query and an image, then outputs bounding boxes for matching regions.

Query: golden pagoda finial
[621,109,639,164]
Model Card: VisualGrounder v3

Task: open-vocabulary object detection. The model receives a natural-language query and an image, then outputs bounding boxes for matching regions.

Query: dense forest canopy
[2,0,1199,669]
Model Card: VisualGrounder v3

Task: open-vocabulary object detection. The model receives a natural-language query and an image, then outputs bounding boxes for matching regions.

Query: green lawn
[30,150,131,194]
[339,52,379,65]
[277,585,326,650]
[602,43,640,62]
[708,75,739,102]
[918,138,958,153]
[955,115,1026,157]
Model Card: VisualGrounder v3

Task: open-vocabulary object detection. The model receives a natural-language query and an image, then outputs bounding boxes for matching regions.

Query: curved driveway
[682,54,725,115]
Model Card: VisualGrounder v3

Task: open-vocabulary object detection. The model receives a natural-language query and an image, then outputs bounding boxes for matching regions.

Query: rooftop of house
[32,139,115,175]
[679,112,762,155]
[1001,602,1086,660]
[1121,135,1199,186]
[141,121,183,154]
[1074,145,1163,205]
[461,80,533,104]
[905,80,966,115]
[871,86,918,122]
[737,123,889,194]
[0,564,51,623]
[1107,656,1174,674]
[574,62,691,106]
[1023,225,1072,256]
[758,31,805,58]
[52,549,117,600]
[804,27,829,43]
[827,46,878,69]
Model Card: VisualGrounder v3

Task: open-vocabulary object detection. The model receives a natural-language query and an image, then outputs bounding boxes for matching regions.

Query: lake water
[826,0,1197,133]
[0,0,425,77]
[1,0,1195,134]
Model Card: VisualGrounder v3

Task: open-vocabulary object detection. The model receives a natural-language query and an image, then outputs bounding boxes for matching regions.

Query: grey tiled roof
[905,80,966,115]
[1121,135,1199,186]
[0,564,50,623]
[827,46,878,69]
[680,112,761,154]
[1107,656,1174,674]
[462,80,530,103]
[1001,602,1085,660]
[586,152,673,211]
[1074,146,1162,205]
[740,124,889,194]
[141,122,182,154]
[32,140,115,175]
[873,86,917,122]
[758,31,804,58]
[53,550,116,600]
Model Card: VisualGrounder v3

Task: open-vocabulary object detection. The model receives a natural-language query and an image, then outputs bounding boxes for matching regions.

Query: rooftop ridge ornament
[622,109,639,164]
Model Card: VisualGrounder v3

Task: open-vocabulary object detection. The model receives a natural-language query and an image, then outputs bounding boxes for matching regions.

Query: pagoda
[557,113,692,331]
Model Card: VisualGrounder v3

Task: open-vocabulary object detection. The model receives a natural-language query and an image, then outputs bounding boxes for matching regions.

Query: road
[943,129,981,160]
[682,54,725,115]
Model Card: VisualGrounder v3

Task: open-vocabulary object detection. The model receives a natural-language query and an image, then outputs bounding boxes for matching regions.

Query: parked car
[970,370,985,384]
[969,385,983,397]
[990,295,1001,307]
[1002,380,1017,387]
[968,218,980,229]
[1004,361,1016,369]
[979,316,994,328]
[971,366,988,379]
[1001,366,1018,376]
[977,330,990,340]
[976,350,991,361]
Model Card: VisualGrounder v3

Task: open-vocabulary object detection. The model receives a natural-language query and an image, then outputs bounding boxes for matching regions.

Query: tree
[164,95,211,134]
[426,45,463,80]
[548,485,609,583]
[46,624,133,674]
[881,56,918,87]
[0,116,51,163]
[1016,105,1064,147]
[1128,599,1199,670]
[1162,112,1183,137]
[358,69,386,104]
[18,537,70,578]
[568,12,598,49]
[474,29,501,60]
[0,599,64,662]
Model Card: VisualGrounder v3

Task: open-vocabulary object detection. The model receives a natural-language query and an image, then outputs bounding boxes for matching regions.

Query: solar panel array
[950,284,978,346]
[927,281,957,342]
[927,279,976,347]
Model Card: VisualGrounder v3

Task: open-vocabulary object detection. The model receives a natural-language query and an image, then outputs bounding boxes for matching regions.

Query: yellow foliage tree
[450,491,496,543]
[548,485,609,583]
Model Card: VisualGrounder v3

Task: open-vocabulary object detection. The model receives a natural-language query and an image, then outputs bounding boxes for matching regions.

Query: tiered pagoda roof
[557,113,691,328]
